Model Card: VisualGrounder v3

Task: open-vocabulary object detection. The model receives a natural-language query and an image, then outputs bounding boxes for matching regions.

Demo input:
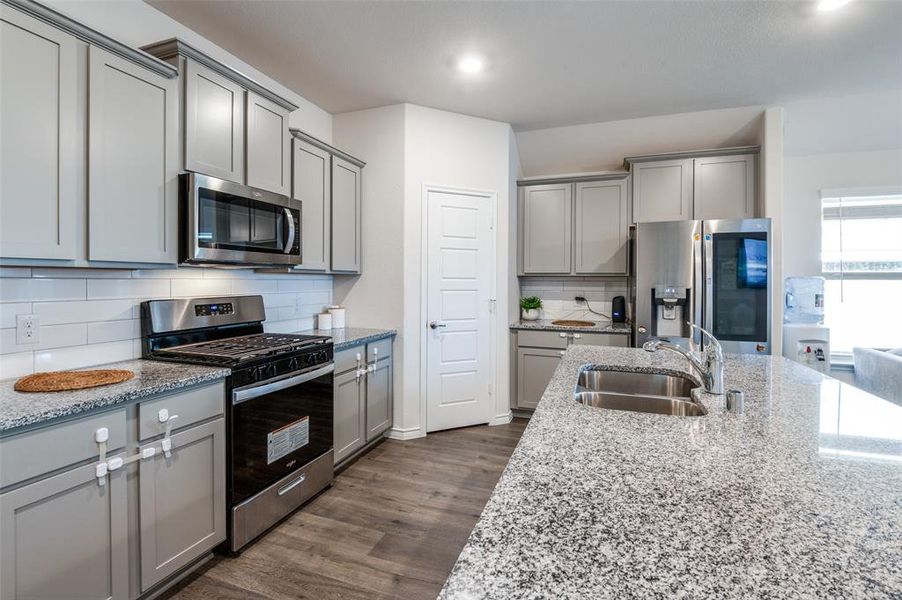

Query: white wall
[402,104,515,436]
[515,105,765,176]
[44,0,332,140]
[0,267,332,379]
[782,89,902,280]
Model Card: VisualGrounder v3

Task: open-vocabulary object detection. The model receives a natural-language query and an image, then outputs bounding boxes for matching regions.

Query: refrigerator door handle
[703,229,714,349]
[692,232,704,349]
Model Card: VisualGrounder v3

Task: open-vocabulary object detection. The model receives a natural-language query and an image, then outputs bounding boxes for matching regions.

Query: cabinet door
[138,418,225,592]
[334,368,366,464]
[246,91,290,195]
[184,59,245,183]
[520,183,572,274]
[516,347,564,410]
[88,46,178,263]
[331,157,362,273]
[292,139,331,271]
[693,154,756,220]
[0,7,79,260]
[632,159,693,223]
[574,179,629,274]
[569,332,630,347]
[365,355,393,442]
[0,460,128,600]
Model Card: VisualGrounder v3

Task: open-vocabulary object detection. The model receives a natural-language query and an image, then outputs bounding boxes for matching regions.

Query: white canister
[317,312,333,330]
[328,306,346,329]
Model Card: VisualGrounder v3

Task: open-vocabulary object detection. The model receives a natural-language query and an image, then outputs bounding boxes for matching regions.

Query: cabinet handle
[559,333,567,338]
[559,350,566,356]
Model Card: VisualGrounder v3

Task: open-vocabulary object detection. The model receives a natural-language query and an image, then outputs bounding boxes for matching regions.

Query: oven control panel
[195,302,234,317]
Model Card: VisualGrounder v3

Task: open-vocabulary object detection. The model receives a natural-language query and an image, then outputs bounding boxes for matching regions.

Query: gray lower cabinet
[0,5,79,260]
[292,138,331,271]
[365,356,393,442]
[516,347,565,410]
[333,338,394,466]
[246,91,291,196]
[334,367,366,464]
[88,46,178,263]
[331,156,363,273]
[574,179,629,275]
[693,154,756,220]
[513,330,630,410]
[0,458,129,600]
[631,159,694,223]
[520,183,572,274]
[138,418,225,592]
[184,58,245,183]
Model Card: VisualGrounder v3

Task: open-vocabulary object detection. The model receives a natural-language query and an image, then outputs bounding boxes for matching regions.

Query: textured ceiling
[146,0,902,130]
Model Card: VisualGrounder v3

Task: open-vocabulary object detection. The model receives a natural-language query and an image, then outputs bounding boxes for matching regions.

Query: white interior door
[425,188,494,432]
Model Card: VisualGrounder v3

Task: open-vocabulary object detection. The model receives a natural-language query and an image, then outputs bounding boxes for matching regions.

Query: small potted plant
[520,296,543,321]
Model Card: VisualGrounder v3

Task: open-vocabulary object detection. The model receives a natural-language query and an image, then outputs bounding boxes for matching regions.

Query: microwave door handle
[283,207,295,254]
[233,363,334,404]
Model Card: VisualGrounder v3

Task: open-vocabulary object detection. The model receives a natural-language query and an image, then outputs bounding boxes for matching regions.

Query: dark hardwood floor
[162,419,527,600]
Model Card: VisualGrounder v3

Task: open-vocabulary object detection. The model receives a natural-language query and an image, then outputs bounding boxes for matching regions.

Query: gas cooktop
[152,333,329,366]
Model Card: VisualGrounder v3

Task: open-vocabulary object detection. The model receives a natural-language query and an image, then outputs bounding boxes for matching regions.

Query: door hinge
[488,298,497,313]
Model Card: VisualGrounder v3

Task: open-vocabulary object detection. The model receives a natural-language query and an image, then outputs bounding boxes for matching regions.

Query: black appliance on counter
[141,295,333,552]
[611,296,626,323]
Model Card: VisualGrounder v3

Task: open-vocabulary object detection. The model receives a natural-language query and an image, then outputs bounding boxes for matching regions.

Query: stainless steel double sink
[574,368,706,417]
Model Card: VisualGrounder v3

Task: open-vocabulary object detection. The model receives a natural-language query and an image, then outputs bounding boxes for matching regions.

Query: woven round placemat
[550,320,596,327]
[14,369,135,393]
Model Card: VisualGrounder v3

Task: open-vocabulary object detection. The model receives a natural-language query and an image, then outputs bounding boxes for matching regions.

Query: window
[821,189,902,360]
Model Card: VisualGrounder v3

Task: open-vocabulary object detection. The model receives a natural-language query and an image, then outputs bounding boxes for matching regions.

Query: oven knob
[265,364,277,378]
[288,357,300,371]
[305,353,317,366]
[248,366,260,382]
[317,351,329,363]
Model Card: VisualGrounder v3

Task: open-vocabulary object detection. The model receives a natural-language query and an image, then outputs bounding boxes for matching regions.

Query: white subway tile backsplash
[170,278,232,298]
[0,302,32,329]
[0,323,88,355]
[0,268,332,377]
[87,319,141,344]
[0,351,33,379]
[0,278,87,302]
[519,276,627,322]
[34,340,135,372]
[87,278,171,300]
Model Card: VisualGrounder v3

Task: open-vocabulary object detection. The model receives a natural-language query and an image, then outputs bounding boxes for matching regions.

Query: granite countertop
[440,346,902,599]
[297,327,397,351]
[511,319,632,335]
[0,360,230,434]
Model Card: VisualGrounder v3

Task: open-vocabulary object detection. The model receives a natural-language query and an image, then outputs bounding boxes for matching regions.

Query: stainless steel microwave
[181,173,301,267]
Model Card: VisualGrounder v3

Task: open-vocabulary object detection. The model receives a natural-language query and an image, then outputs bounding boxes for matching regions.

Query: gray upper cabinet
[331,156,362,273]
[631,159,693,223]
[693,154,756,220]
[88,46,178,264]
[138,418,225,592]
[574,179,629,275]
[246,91,291,196]
[520,183,572,274]
[184,59,245,183]
[0,6,79,260]
[292,139,331,271]
[0,458,129,600]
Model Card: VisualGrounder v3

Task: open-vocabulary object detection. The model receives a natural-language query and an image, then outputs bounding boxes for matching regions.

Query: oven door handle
[232,363,334,405]
[283,207,296,254]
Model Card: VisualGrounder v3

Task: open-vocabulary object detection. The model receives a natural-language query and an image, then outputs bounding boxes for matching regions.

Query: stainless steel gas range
[141,295,334,552]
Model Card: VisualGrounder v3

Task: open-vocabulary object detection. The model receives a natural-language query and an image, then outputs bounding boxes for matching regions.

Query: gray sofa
[853,347,902,406]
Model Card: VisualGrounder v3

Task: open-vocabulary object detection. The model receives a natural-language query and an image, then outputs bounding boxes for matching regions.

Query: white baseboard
[385,426,426,441]
[488,411,513,426]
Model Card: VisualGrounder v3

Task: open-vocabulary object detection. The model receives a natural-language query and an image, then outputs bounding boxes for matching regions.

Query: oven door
[230,363,333,504]
[183,172,301,266]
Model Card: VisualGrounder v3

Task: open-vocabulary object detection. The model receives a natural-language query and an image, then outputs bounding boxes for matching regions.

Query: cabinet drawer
[335,344,365,375]
[367,337,392,363]
[138,382,224,441]
[0,408,126,489]
[570,332,630,347]
[517,330,569,350]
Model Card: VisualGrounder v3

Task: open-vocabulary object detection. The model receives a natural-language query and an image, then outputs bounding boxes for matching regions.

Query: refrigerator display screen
[739,239,768,289]
[712,232,769,342]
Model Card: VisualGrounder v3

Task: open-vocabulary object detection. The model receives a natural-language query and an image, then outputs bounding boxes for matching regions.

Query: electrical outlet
[16,314,40,345]
[574,296,587,304]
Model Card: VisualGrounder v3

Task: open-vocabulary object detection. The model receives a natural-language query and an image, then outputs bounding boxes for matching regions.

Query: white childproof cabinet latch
[94,409,180,485]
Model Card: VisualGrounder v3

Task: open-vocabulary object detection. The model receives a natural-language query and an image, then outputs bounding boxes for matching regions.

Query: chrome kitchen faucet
[642,323,725,395]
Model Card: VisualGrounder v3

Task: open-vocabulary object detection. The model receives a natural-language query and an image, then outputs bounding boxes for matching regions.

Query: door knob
[429,321,447,330]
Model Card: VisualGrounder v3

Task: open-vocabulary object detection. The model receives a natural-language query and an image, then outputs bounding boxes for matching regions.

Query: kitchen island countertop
[440,345,902,599]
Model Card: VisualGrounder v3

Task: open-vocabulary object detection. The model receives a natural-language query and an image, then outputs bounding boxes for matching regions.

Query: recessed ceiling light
[457,55,484,74]
[817,0,853,12]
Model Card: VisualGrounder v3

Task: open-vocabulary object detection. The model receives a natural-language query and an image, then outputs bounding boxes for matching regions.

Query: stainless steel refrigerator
[631,218,772,355]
